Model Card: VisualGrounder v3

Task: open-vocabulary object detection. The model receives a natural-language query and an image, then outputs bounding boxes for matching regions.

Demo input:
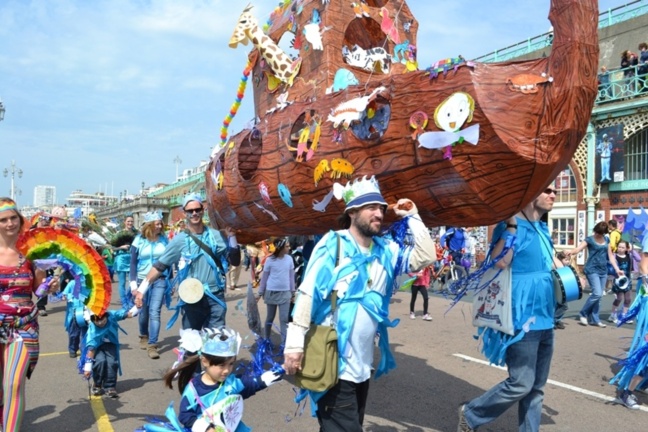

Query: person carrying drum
[608,240,634,325]
[133,193,240,331]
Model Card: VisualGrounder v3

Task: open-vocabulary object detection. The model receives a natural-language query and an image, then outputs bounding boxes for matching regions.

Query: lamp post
[0,98,5,122]
[3,160,23,201]
[173,156,182,181]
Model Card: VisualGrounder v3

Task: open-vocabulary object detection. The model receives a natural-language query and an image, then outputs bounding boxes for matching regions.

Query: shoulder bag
[472,231,514,335]
[295,234,341,392]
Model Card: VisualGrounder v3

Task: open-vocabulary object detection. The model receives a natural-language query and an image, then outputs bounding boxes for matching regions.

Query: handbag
[472,233,514,335]
[294,235,341,392]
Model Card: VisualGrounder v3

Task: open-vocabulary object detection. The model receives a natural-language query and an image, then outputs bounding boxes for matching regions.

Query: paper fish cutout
[312,189,335,212]
[258,181,272,205]
[278,183,293,207]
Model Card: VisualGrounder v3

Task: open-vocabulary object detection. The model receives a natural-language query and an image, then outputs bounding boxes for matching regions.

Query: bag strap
[331,233,341,313]
[185,229,226,276]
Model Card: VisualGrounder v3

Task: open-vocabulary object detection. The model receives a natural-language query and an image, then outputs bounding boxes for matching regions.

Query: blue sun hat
[182,193,203,210]
[332,175,387,212]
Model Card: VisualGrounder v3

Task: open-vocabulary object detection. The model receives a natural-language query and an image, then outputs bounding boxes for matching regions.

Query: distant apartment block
[33,185,56,207]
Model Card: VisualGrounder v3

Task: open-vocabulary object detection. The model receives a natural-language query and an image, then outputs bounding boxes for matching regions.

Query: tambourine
[178,278,204,304]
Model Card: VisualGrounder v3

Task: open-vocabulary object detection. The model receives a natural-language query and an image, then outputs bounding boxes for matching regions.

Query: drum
[178,278,204,304]
[552,266,583,304]
[74,307,88,327]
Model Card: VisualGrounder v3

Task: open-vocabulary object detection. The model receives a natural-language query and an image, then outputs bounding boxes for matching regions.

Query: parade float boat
[205,0,599,243]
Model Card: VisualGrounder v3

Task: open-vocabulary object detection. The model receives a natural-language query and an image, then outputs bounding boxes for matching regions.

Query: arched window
[551,167,577,203]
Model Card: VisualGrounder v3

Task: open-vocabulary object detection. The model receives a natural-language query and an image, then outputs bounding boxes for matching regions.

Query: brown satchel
[294,235,341,392]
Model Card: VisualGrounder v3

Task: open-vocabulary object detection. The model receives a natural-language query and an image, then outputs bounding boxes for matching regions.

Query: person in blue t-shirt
[441,226,466,266]
[134,194,240,331]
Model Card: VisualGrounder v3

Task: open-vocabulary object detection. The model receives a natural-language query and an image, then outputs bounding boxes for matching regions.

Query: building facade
[33,185,56,208]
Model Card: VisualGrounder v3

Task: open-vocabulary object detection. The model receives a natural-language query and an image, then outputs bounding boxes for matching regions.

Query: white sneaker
[422,314,433,321]
[608,313,617,323]
[410,312,416,320]
[579,316,589,326]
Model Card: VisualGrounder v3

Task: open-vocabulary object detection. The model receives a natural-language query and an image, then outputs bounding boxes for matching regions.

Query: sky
[0,0,626,206]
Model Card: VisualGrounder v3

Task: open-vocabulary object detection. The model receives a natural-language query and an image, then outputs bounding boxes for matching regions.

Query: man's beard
[354,217,382,238]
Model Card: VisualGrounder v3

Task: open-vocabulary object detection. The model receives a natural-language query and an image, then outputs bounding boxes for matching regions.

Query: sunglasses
[185,207,203,215]
[543,188,557,195]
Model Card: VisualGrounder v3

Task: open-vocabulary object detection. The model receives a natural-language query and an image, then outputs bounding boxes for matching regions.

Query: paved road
[24,273,647,431]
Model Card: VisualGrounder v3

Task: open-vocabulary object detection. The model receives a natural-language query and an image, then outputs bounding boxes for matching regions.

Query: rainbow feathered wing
[17,227,112,316]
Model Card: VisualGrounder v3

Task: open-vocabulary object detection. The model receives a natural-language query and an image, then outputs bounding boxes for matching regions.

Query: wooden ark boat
[205,0,599,243]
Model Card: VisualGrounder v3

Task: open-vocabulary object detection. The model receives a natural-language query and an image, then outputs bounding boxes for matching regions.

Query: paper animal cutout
[327,86,387,128]
[342,45,390,74]
[507,72,554,94]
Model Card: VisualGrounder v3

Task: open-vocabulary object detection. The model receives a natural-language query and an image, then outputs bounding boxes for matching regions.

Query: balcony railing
[474,0,648,63]
[596,64,648,104]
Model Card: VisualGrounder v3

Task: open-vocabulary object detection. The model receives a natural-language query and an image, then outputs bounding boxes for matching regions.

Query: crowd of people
[2,175,648,431]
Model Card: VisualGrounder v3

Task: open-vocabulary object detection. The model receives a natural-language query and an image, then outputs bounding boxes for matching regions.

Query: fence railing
[596,64,648,104]
[473,1,648,63]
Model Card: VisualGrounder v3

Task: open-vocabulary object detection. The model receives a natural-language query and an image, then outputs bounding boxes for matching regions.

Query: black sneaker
[554,321,565,330]
[69,351,77,358]
[91,386,103,396]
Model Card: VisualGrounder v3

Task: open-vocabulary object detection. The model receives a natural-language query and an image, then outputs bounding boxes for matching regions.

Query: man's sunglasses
[543,188,557,195]
[185,207,203,215]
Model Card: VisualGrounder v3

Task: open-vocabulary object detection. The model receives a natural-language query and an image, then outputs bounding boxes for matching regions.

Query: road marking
[89,395,114,431]
[453,353,648,413]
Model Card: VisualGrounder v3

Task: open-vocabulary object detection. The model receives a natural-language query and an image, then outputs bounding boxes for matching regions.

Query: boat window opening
[343,17,391,74]
[237,132,263,181]
[350,97,391,141]
[277,31,300,62]
[289,110,318,162]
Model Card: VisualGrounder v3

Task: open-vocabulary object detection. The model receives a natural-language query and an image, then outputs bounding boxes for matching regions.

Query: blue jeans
[93,343,119,389]
[464,329,554,432]
[580,272,606,324]
[117,271,132,310]
[138,278,166,345]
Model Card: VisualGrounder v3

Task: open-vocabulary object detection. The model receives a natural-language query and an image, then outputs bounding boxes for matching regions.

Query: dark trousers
[410,284,429,314]
[68,319,87,353]
[181,292,226,330]
[316,379,370,432]
[36,295,47,311]
[92,343,119,389]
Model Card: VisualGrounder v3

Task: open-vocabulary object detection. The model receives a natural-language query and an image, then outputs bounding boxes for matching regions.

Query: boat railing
[473,0,648,63]
[595,64,648,104]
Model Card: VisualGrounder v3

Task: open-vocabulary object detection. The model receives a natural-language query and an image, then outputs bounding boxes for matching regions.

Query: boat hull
[206,0,598,243]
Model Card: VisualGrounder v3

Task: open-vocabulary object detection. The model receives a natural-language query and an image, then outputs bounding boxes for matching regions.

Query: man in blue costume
[283,175,435,432]
[458,186,558,432]
[442,226,467,266]
[134,193,240,330]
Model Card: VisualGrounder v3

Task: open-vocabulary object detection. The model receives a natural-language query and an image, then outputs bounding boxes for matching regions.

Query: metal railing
[595,64,648,104]
[474,1,648,63]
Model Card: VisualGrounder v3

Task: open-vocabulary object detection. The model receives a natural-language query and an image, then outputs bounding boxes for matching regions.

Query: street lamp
[0,99,5,122]
[3,160,23,201]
